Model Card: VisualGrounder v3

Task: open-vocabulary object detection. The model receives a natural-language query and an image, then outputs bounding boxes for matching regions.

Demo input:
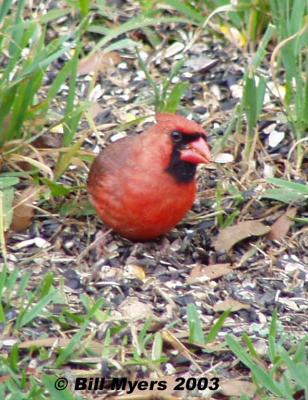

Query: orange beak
[180,137,211,164]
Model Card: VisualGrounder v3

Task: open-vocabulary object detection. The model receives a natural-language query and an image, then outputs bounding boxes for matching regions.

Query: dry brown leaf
[124,265,146,281]
[267,207,297,240]
[18,337,104,354]
[119,297,153,321]
[185,56,218,72]
[214,220,271,252]
[18,338,66,348]
[78,51,122,76]
[10,154,53,177]
[87,102,105,120]
[187,263,232,283]
[189,264,204,278]
[69,369,103,376]
[185,340,226,353]
[220,379,256,396]
[213,298,250,312]
[32,133,62,148]
[11,186,39,232]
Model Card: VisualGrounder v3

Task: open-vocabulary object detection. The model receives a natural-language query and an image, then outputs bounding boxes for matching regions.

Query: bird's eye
[171,131,183,142]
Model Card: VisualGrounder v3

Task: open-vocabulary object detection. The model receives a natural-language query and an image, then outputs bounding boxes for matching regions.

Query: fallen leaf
[213,298,250,312]
[187,263,232,283]
[18,337,103,354]
[164,42,185,58]
[78,51,121,76]
[119,297,153,321]
[189,264,205,279]
[32,133,62,148]
[10,154,53,177]
[2,338,18,346]
[214,220,271,252]
[220,379,256,396]
[124,265,146,281]
[12,237,50,249]
[87,102,104,120]
[11,186,39,232]
[267,207,297,240]
[18,338,69,349]
[278,298,299,311]
[185,56,218,72]
[185,340,226,353]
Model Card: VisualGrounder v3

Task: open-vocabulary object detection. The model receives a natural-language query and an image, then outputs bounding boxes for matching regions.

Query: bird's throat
[166,153,197,183]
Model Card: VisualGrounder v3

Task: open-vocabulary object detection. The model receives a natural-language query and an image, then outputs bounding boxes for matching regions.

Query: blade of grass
[63,42,82,146]
[136,50,160,110]
[267,178,308,194]
[243,334,261,360]
[206,310,230,343]
[161,58,186,99]
[79,0,90,17]
[55,298,105,367]
[40,8,71,24]
[164,0,204,23]
[280,349,308,392]
[187,303,205,345]
[253,24,276,68]
[0,0,13,25]
[227,334,286,397]
[151,332,163,361]
[16,289,58,328]
[54,118,87,179]
[293,336,308,363]
[162,82,188,113]
[90,16,193,56]
[268,310,277,363]
[43,375,75,399]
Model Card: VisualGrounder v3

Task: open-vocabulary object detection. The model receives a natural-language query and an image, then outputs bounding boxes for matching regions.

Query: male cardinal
[88,113,211,241]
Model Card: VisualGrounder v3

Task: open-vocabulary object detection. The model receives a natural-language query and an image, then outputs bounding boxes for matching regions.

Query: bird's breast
[90,165,196,240]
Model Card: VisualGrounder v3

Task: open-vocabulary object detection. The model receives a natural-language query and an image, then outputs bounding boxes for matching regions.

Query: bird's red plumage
[88,113,210,240]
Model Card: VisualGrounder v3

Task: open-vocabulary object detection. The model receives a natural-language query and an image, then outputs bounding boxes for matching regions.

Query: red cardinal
[88,113,211,241]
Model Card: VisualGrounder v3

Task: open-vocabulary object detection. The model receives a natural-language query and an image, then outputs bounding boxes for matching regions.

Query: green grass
[137,53,189,113]
[227,312,308,399]
[1,269,306,400]
[0,0,85,148]
[263,178,308,205]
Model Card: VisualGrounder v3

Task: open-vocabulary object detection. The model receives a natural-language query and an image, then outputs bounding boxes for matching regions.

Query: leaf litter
[213,220,271,252]
[1,1,307,398]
